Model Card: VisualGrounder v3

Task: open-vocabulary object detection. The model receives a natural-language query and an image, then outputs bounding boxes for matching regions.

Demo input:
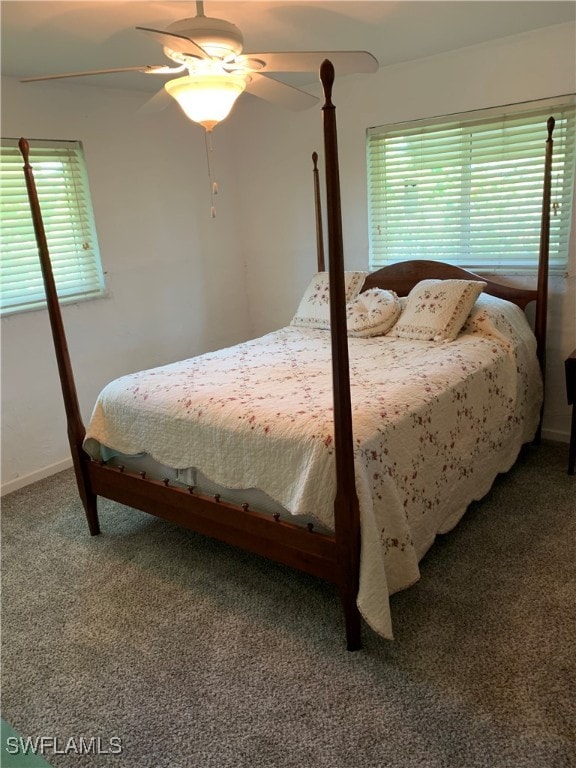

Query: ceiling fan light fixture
[164,72,247,131]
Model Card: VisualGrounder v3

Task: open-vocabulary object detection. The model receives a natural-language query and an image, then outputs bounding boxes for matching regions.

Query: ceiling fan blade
[242,51,378,75]
[20,66,168,83]
[136,26,209,59]
[245,73,319,111]
[138,88,174,115]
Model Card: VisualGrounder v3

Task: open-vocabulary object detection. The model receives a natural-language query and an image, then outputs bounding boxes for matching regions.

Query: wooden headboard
[362,260,537,308]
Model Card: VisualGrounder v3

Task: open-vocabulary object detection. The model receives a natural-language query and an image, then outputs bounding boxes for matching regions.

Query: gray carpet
[1,441,574,768]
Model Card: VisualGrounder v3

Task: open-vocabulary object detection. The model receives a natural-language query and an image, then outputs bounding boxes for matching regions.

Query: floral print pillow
[346,288,402,337]
[291,271,367,329]
[389,279,486,342]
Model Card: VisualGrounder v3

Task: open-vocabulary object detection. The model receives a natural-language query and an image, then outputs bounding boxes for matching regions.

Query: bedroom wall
[231,21,576,443]
[0,76,250,492]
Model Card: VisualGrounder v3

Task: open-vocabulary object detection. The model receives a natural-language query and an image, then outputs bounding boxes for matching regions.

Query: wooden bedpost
[312,151,326,271]
[320,61,362,651]
[533,117,554,444]
[18,138,100,535]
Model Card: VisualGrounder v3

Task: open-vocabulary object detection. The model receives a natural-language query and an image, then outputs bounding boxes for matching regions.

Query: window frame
[366,96,576,277]
[0,137,106,316]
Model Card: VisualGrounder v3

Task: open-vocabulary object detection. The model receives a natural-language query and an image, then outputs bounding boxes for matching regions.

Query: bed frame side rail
[88,461,339,582]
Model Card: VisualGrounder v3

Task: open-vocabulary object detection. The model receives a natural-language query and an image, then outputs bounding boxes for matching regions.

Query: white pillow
[346,288,402,338]
[389,279,486,342]
[291,271,367,329]
[462,293,533,348]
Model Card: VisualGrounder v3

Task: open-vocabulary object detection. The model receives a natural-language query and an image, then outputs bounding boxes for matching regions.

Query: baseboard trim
[1,457,73,497]
[541,428,569,444]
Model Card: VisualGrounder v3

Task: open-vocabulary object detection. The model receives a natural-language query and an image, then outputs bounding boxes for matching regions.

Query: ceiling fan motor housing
[166,16,244,58]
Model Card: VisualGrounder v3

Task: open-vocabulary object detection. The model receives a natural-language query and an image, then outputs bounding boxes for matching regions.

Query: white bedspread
[84,294,542,639]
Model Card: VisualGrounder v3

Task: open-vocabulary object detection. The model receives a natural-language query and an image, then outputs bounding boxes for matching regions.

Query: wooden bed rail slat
[320,61,362,651]
[18,138,99,535]
[88,463,339,582]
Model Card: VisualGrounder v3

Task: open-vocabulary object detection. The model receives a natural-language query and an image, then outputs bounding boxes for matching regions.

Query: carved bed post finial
[319,62,362,651]
[18,137,30,164]
[320,59,335,108]
[18,137,99,535]
[312,151,325,272]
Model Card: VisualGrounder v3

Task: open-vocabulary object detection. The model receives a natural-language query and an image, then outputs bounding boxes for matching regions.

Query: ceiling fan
[21,1,379,132]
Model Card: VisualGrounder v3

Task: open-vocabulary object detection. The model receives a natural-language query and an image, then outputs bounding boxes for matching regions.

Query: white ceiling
[1,0,575,93]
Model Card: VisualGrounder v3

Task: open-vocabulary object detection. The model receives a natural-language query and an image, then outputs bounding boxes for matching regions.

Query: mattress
[83,293,542,639]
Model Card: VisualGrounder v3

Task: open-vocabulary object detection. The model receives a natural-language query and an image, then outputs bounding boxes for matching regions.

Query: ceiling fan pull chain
[204,128,217,218]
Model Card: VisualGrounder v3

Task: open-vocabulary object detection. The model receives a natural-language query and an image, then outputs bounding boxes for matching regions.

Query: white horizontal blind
[367,102,576,275]
[0,138,105,314]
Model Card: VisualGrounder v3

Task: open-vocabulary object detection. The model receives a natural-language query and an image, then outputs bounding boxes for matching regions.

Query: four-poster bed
[19,61,554,651]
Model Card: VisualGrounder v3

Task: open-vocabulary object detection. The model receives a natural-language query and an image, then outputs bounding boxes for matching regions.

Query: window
[367,99,576,275]
[0,138,105,315]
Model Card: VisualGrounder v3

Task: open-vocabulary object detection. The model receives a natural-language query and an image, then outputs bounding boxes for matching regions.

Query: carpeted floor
[1,441,574,768]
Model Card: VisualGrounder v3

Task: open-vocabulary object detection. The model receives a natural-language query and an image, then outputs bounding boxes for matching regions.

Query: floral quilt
[84,294,542,639]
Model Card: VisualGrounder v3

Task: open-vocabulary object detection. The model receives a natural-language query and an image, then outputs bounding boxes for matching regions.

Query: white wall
[2,21,575,492]
[232,22,576,443]
[1,77,251,491]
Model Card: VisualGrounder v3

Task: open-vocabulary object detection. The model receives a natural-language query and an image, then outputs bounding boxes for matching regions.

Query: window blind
[367,100,576,275]
[0,138,105,314]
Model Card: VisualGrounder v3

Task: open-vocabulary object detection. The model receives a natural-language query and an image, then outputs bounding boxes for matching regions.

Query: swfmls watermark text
[5,735,123,756]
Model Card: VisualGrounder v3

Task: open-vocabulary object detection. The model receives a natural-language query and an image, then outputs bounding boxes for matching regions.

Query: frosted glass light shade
[165,73,247,131]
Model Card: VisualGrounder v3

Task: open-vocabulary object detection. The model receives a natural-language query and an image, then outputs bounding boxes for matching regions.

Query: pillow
[291,271,367,329]
[461,293,534,349]
[389,279,486,342]
[346,288,402,338]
